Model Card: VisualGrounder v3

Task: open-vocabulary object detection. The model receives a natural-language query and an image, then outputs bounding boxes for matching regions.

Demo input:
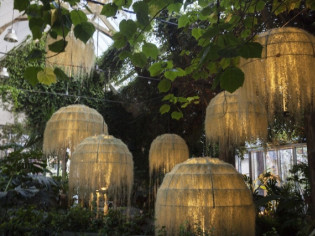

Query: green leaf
[54,68,68,81]
[164,68,186,81]
[192,28,204,40]
[119,20,137,38]
[74,22,95,43]
[37,67,57,85]
[119,50,132,60]
[14,0,29,11]
[240,42,263,58]
[171,111,183,120]
[256,0,266,11]
[149,62,163,76]
[178,15,189,28]
[142,43,159,59]
[158,79,171,93]
[48,39,68,53]
[198,0,210,7]
[24,67,42,87]
[29,18,45,39]
[219,58,231,69]
[133,1,149,26]
[101,3,118,17]
[218,47,240,58]
[130,52,147,68]
[113,32,127,49]
[114,0,125,7]
[219,67,244,93]
[160,104,170,114]
[27,49,43,61]
[167,3,182,12]
[162,93,174,101]
[70,10,87,26]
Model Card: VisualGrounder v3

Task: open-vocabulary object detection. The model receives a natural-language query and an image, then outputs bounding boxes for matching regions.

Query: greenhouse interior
[0,0,315,235]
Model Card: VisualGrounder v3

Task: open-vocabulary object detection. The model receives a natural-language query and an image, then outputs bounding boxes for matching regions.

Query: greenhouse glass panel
[280,149,293,181]
[265,150,278,176]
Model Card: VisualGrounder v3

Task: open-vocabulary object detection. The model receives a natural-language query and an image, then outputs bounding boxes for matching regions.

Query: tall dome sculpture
[149,134,189,203]
[69,135,134,214]
[43,104,107,178]
[205,89,267,164]
[155,158,255,236]
[239,27,315,120]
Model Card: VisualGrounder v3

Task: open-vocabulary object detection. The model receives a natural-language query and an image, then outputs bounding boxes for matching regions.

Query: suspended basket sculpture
[205,90,267,164]
[46,31,95,78]
[149,134,189,202]
[239,27,315,121]
[155,157,255,236]
[43,104,107,179]
[69,135,134,214]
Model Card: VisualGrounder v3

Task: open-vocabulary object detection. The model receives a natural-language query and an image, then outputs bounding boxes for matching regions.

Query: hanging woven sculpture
[155,157,255,236]
[43,104,108,155]
[46,31,95,78]
[205,89,267,164]
[239,27,315,121]
[149,134,189,201]
[69,135,134,214]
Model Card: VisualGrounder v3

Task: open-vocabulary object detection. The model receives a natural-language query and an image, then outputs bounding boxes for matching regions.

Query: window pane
[252,151,265,180]
[280,149,293,181]
[266,150,278,176]
[296,146,308,164]
[240,153,250,176]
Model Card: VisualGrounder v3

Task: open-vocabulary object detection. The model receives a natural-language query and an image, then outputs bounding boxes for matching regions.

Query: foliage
[0,138,60,209]
[244,163,314,236]
[0,206,154,235]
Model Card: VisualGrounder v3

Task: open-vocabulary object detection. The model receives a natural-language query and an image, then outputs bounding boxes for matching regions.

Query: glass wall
[236,143,307,184]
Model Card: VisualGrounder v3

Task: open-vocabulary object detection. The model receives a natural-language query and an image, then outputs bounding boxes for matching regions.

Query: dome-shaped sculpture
[69,135,134,214]
[149,133,189,203]
[240,27,315,120]
[155,157,255,236]
[43,104,108,155]
[46,31,95,78]
[205,89,267,164]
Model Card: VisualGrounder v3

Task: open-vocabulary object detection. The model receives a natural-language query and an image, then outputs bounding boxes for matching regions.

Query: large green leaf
[26,49,43,61]
[14,0,29,11]
[164,68,186,81]
[119,20,137,38]
[48,39,68,53]
[130,52,147,68]
[171,111,183,120]
[29,18,45,39]
[240,42,263,58]
[113,32,127,49]
[37,67,57,85]
[158,79,171,93]
[160,104,170,114]
[133,1,149,26]
[101,3,118,17]
[23,67,42,87]
[219,67,244,93]
[54,68,68,81]
[178,15,189,28]
[142,43,159,59]
[149,62,163,76]
[74,22,95,43]
[167,3,182,12]
[70,10,87,26]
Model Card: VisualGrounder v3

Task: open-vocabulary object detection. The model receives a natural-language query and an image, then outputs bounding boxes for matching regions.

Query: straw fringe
[69,135,134,212]
[205,90,268,158]
[43,104,108,155]
[155,157,255,236]
[239,27,315,121]
[46,31,95,78]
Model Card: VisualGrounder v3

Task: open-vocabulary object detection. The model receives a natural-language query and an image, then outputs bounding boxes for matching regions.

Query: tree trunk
[305,111,315,219]
[219,143,236,167]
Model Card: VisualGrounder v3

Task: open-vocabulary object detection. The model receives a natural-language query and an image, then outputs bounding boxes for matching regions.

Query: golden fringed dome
[155,157,255,236]
[240,27,315,121]
[205,89,268,163]
[43,104,107,155]
[69,135,134,213]
[149,133,189,175]
[46,31,95,78]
